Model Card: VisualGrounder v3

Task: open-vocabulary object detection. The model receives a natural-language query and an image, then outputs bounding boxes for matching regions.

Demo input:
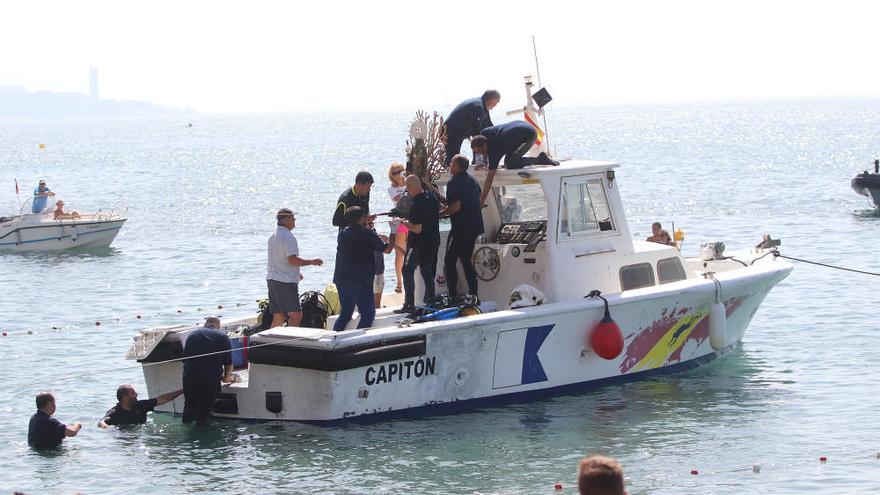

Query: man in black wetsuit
[395,175,440,314]
[332,171,374,235]
[471,121,558,205]
[441,154,483,300]
[98,385,183,427]
[444,90,501,165]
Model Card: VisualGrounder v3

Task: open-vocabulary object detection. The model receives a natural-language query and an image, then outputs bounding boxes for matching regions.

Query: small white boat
[0,197,126,251]
[127,79,792,423]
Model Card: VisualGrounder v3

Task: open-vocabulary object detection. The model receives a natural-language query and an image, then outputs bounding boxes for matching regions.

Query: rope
[749,250,776,265]
[719,256,748,267]
[774,252,880,277]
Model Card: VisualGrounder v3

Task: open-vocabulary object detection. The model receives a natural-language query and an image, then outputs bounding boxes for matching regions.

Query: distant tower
[89,67,99,99]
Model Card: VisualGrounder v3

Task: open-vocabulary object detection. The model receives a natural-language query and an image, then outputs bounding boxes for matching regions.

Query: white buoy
[709,280,727,351]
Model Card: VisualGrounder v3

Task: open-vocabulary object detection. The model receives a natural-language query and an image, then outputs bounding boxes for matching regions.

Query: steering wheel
[472,246,501,282]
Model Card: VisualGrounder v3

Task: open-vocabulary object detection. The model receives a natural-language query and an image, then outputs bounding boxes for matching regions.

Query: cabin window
[619,263,655,290]
[559,177,615,238]
[494,185,548,223]
[657,257,687,284]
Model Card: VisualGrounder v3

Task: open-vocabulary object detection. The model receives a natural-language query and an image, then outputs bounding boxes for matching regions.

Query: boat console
[495,220,546,247]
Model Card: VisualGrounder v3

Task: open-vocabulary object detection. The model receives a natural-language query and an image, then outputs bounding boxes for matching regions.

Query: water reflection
[851,207,880,219]
[1,245,120,261]
[73,345,783,494]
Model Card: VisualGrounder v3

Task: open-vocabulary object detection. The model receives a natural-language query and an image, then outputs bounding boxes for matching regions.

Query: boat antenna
[532,35,543,89]
[532,35,552,156]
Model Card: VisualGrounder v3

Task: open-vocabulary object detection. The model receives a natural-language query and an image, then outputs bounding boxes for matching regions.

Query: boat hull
[851,173,880,206]
[141,262,791,422]
[0,219,126,251]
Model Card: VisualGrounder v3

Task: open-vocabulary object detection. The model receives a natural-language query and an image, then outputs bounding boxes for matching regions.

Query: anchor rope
[773,252,880,277]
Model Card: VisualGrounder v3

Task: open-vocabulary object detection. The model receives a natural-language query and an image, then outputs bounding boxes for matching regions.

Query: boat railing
[93,205,127,221]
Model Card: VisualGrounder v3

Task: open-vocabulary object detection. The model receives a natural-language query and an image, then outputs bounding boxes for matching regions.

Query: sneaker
[393,305,416,314]
[537,152,559,166]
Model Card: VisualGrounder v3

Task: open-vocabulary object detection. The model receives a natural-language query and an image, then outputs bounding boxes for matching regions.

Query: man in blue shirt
[32,180,54,213]
[396,175,441,314]
[444,90,500,164]
[333,207,392,330]
[28,392,81,449]
[441,155,484,299]
[471,121,558,205]
[181,317,233,426]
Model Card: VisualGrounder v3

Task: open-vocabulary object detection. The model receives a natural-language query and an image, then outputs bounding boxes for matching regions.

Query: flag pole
[14,178,22,212]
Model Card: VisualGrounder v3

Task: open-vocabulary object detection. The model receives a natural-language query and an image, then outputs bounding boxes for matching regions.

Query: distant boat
[851,159,880,207]
[0,198,126,252]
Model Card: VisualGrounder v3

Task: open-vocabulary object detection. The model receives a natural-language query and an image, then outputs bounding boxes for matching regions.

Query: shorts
[396,222,409,235]
[373,274,385,294]
[267,279,301,314]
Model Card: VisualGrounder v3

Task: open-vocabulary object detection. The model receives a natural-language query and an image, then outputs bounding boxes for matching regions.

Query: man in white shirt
[267,208,323,328]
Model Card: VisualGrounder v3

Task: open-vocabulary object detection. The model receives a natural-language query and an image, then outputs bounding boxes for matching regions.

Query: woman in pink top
[387,163,408,292]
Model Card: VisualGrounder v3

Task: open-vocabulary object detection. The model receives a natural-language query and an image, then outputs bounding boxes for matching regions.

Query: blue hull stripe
[0,226,122,246]
[155,343,735,425]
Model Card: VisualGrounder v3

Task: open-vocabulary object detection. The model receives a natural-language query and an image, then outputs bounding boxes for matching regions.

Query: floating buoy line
[0,297,265,337]
[12,335,294,393]
[543,451,878,491]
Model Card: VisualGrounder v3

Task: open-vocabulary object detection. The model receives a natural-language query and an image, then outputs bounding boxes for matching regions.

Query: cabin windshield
[21,196,57,215]
[494,185,547,223]
[559,176,615,237]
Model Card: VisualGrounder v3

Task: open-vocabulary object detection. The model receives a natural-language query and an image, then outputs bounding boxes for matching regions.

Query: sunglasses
[392,170,403,176]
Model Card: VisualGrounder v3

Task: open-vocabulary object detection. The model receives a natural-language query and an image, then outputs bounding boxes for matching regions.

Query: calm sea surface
[1,99,879,494]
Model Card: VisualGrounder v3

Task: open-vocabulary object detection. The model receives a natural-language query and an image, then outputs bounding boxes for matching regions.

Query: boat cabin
[420,159,687,309]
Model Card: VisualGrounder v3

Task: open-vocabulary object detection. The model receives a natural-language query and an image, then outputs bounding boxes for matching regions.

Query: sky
[1,0,879,113]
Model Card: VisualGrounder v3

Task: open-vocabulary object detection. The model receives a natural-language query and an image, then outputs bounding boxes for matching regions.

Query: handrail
[575,248,616,258]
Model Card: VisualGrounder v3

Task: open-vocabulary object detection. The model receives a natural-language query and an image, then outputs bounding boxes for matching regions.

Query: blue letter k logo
[522,324,554,385]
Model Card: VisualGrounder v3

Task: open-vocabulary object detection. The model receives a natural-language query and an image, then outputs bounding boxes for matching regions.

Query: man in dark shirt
[471,121,558,205]
[396,175,441,313]
[28,392,81,449]
[441,155,484,299]
[98,384,183,428]
[332,171,374,235]
[182,316,233,425]
[333,207,392,330]
[444,90,500,164]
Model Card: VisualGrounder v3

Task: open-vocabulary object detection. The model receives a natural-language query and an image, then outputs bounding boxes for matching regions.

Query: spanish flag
[524,113,545,146]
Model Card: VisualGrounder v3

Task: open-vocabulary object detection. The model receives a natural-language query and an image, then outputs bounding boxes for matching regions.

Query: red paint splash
[667,296,748,362]
[619,306,688,373]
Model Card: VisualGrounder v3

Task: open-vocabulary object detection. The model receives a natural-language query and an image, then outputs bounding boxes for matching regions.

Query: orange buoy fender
[590,298,624,360]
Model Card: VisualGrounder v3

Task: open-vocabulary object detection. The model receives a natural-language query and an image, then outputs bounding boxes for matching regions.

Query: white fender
[709,301,726,350]
[71,224,78,241]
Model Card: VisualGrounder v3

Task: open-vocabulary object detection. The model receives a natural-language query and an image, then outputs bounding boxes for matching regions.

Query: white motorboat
[0,197,126,251]
[127,79,792,423]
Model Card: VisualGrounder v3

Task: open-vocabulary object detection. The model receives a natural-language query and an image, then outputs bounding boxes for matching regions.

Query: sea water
[1,98,879,494]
